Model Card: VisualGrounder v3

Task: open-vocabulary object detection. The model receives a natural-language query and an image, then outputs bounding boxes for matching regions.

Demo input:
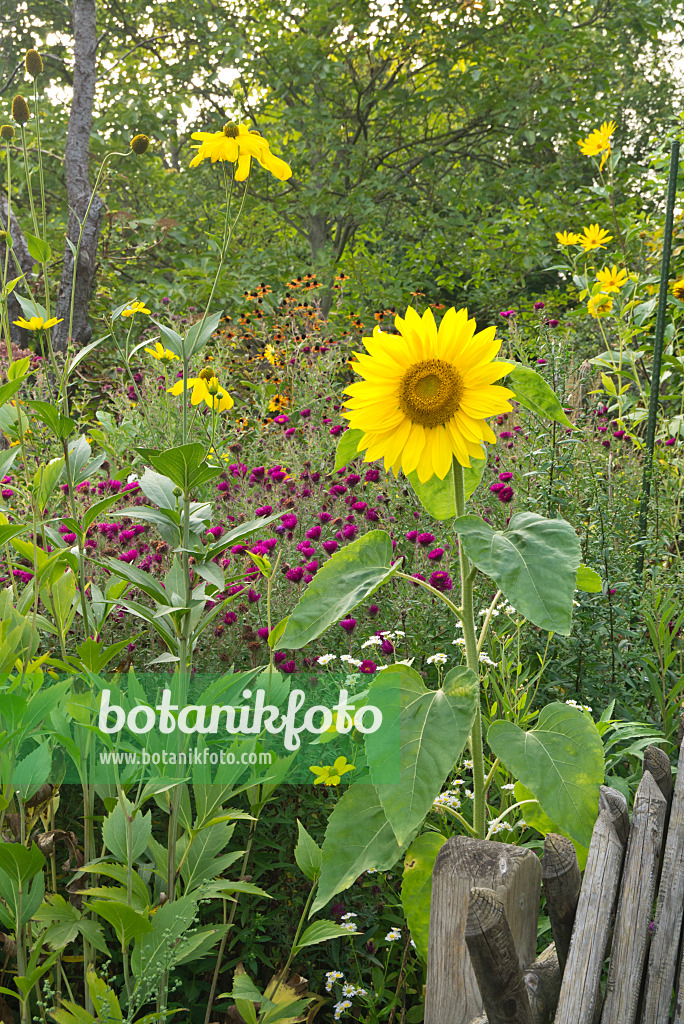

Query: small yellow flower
[587,294,613,318]
[168,375,234,412]
[556,230,582,246]
[145,341,179,362]
[579,224,613,252]
[13,315,63,330]
[309,756,356,786]
[596,265,628,293]
[189,121,292,180]
[673,279,684,300]
[121,301,151,317]
[578,120,617,170]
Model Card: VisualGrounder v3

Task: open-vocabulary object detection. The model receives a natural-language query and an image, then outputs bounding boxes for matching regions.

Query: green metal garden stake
[635,139,680,576]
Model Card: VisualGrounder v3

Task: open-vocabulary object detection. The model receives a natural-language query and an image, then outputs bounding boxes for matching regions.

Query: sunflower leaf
[407,449,486,518]
[275,531,400,650]
[508,364,574,428]
[454,511,581,635]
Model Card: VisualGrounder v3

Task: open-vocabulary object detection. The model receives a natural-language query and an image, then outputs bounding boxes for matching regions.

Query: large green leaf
[334,427,364,470]
[136,443,221,492]
[312,783,414,914]
[131,891,198,981]
[275,531,400,650]
[402,832,446,962]
[88,901,152,951]
[407,451,486,519]
[576,564,602,593]
[454,511,581,635]
[367,665,478,844]
[508,365,574,428]
[293,920,352,951]
[512,781,589,870]
[487,702,604,848]
[13,741,51,801]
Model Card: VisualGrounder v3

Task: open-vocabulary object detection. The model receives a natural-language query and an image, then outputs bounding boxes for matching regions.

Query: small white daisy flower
[317,654,337,666]
[334,999,352,1019]
[427,653,447,666]
[385,927,401,941]
[325,971,344,993]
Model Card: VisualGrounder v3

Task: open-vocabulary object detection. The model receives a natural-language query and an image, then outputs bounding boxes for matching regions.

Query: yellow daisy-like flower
[556,230,582,246]
[167,374,234,412]
[579,224,613,252]
[596,265,628,293]
[189,121,292,181]
[672,279,684,300]
[578,120,617,170]
[309,756,356,786]
[121,301,151,317]
[587,294,613,318]
[342,305,515,483]
[13,315,63,330]
[145,341,179,362]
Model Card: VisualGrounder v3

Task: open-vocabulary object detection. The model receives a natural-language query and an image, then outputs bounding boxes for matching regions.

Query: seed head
[223,121,239,138]
[199,366,215,381]
[130,133,150,155]
[0,124,14,141]
[24,49,43,77]
[11,95,30,125]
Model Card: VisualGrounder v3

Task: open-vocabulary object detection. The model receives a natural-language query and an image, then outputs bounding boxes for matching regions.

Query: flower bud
[172,486,182,497]
[24,49,43,77]
[207,377,220,395]
[0,124,15,141]
[11,95,30,125]
[130,134,150,155]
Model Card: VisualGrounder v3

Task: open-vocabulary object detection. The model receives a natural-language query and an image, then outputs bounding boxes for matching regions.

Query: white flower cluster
[463,759,474,770]
[325,971,344,993]
[427,653,447,666]
[317,653,337,665]
[342,983,367,998]
[452,637,466,647]
[489,819,528,835]
[340,920,358,933]
[479,652,497,667]
[341,912,357,920]
[340,654,362,667]
[502,604,518,615]
[385,927,402,941]
[565,699,592,712]
[361,636,383,648]
[334,999,352,1019]
[433,790,462,810]
[501,782,516,791]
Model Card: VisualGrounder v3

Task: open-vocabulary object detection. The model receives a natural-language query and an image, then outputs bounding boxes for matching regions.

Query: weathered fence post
[425,838,541,1024]
[541,834,580,973]
[554,810,625,1024]
[465,888,533,1024]
[600,771,667,1024]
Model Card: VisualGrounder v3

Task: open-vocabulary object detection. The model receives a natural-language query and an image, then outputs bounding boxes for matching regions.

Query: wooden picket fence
[424,741,684,1024]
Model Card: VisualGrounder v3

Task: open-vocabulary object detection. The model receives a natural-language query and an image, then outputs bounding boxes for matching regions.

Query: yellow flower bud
[130,134,150,155]
[11,95,30,125]
[24,49,43,77]
[206,377,220,396]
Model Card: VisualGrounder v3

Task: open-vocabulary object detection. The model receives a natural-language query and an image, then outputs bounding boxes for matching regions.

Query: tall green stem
[453,459,486,838]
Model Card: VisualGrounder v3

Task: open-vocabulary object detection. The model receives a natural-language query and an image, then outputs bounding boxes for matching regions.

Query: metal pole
[635,140,680,576]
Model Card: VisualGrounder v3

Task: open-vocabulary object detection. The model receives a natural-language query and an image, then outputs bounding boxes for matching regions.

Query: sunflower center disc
[398,359,464,428]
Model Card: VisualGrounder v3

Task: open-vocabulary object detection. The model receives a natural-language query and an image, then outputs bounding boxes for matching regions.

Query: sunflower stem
[453,458,486,839]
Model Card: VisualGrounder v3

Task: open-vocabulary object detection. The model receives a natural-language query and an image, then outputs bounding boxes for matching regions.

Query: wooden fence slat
[465,887,533,1024]
[425,838,541,1024]
[553,810,625,1024]
[466,943,561,1024]
[641,741,684,1023]
[599,784,630,846]
[541,833,580,973]
[600,771,667,1024]
[643,744,674,804]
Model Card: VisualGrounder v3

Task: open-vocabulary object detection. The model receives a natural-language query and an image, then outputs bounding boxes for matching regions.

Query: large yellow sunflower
[342,306,515,483]
[189,121,291,180]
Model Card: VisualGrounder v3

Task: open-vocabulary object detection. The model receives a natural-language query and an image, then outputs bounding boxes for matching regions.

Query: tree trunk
[52,0,103,353]
[1,192,35,354]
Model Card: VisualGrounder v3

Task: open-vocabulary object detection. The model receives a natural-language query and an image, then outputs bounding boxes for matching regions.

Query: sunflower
[579,224,613,252]
[556,230,582,246]
[342,306,515,483]
[578,120,617,170]
[145,340,178,362]
[13,315,63,330]
[189,121,291,180]
[596,265,628,293]
[121,301,151,317]
[587,294,613,318]
[168,371,234,412]
[309,756,356,786]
